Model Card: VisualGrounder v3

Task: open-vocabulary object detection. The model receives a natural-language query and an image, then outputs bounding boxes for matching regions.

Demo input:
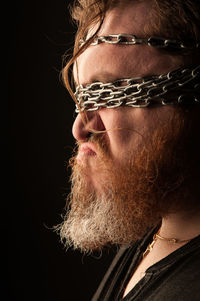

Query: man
[57,0,200,300]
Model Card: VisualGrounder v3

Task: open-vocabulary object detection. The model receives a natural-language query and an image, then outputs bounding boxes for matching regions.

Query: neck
[160,210,200,241]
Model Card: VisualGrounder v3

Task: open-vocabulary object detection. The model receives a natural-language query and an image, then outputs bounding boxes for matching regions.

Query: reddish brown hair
[63,0,200,103]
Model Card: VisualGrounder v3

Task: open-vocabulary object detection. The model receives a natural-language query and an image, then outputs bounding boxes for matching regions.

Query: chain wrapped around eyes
[75,65,200,112]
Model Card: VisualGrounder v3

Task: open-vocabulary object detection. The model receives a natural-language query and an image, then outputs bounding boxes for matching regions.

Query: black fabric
[91,227,200,301]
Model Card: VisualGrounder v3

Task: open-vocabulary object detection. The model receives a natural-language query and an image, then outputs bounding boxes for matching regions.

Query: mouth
[76,142,97,162]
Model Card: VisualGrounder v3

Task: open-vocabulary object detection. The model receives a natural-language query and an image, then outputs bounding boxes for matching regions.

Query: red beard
[57,107,200,253]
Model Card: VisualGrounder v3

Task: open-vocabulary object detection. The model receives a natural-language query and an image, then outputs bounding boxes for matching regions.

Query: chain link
[76,34,200,112]
[75,65,200,112]
[81,34,200,51]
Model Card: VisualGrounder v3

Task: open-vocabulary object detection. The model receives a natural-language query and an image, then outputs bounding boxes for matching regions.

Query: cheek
[100,108,148,160]
[100,106,173,161]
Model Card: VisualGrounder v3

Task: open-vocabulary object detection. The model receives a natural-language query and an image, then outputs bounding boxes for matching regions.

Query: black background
[5,1,115,300]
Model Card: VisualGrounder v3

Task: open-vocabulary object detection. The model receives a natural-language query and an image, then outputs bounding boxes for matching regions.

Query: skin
[71,0,200,296]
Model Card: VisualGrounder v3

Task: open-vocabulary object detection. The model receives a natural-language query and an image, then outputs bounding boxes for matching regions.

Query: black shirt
[91,227,200,301]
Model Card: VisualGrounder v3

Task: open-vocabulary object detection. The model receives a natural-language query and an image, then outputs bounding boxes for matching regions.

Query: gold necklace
[155,233,191,244]
[143,232,191,258]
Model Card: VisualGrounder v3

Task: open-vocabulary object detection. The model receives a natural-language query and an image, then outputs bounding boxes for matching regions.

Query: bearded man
[57,0,200,300]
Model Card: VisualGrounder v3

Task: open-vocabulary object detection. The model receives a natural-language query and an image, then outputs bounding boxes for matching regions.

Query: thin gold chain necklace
[143,232,191,258]
[155,233,191,244]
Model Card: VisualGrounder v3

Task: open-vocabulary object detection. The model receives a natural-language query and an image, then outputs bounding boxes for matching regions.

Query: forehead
[96,1,154,37]
[73,0,182,86]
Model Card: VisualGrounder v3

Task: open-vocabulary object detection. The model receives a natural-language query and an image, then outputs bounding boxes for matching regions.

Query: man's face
[72,1,182,190]
[59,1,189,252]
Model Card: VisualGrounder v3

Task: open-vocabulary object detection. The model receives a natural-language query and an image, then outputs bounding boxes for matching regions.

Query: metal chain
[81,34,200,51]
[75,65,200,112]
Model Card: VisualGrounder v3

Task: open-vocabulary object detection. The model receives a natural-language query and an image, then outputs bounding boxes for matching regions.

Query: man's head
[58,0,200,253]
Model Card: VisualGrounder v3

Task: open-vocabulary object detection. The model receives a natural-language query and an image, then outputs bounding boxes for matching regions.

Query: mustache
[77,132,109,156]
[68,132,110,170]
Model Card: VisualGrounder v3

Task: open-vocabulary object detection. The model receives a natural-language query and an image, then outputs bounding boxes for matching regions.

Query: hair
[63,0,200,99]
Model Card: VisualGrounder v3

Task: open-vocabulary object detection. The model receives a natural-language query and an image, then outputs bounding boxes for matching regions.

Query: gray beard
[58,190,159,253]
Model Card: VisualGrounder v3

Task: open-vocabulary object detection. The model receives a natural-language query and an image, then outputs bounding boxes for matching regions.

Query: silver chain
[75,65,200,112]
[81,34,200,51]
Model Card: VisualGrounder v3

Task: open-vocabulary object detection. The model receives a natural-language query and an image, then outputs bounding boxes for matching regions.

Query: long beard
[57,108,200,253]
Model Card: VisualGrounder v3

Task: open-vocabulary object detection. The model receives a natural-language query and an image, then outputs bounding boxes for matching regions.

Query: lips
[76,142,97,161]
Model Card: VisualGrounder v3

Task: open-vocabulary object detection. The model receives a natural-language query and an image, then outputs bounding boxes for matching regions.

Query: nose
[72,111,106,142]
